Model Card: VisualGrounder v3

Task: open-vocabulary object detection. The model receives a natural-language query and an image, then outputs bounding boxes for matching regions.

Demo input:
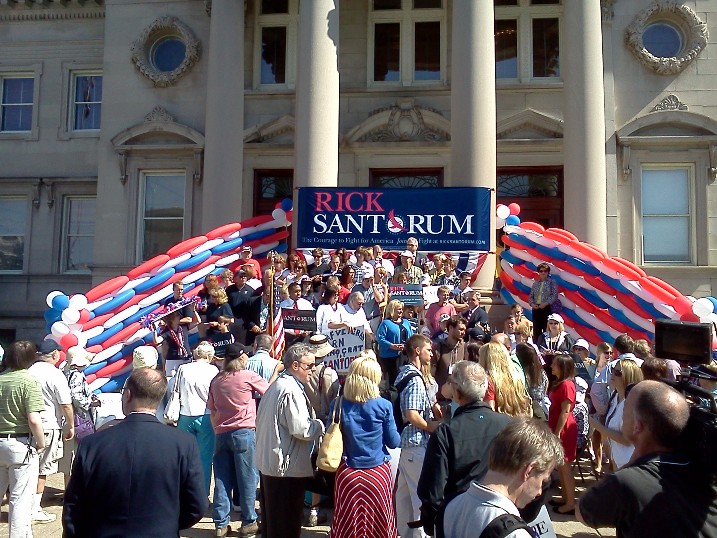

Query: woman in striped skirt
[330,351,401,538]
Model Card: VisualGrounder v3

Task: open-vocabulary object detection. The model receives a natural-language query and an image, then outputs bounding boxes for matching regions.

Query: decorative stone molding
[652,94,688,112]
[345,99,451,144]
[130,16,200,88]
[144,106,176,123]
[244,115,295,144]
[497,109,564,140]
[625,2,708,76]
[0,8,105,22]
[709,144,717,184]
[619,143,631,183]
[601,0,617,22]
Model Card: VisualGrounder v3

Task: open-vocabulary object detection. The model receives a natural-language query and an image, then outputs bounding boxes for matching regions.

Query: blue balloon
[506,215,520,226]
[174,250,212,272]
[134,268,175,293]
[212,236,243,255]
[242,228,276,242]
[100,371,131,393]
[280,198,293,211]
[51,294,70,310]
[44,309,62,323]
[84,360,108,376]
[707,297,717,313]
[92,290,136,317]
[499,249,523,266]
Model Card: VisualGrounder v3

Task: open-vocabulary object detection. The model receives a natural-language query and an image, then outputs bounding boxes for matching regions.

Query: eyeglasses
[296,361,316,371]
[604,349,613,355]
[547,321,558,325]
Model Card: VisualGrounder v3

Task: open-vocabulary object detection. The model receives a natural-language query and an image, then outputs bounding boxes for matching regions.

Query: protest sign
[323,327,366,374]
[281,308,317,332]
[389,284,424,306]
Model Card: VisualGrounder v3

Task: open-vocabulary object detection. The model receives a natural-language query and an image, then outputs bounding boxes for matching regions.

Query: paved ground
[3,460,616,538]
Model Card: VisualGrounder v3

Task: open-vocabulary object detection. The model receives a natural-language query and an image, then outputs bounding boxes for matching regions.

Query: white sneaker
[32,510,57,524]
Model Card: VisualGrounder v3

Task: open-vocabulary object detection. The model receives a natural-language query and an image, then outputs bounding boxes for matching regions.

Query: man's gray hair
[451,361,488,403]
[348,291,364,305]
[255,333,273,352]
[282,343,314,368]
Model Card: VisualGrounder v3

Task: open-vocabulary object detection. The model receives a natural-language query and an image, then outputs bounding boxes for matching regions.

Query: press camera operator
[577,379,717,537]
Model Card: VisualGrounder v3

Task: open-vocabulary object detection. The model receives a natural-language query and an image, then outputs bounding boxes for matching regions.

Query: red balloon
[519,222,545,234]
[286,210,293,222]
[60,333,78,348]
[78,309,91,324]
[508,203,521,216]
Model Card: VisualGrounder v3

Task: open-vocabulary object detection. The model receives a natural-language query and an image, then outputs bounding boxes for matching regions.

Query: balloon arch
[42,200,717,392]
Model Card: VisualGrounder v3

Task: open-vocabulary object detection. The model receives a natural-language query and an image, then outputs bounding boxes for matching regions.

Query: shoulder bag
[317,395,344,473]
[163,366,183,423]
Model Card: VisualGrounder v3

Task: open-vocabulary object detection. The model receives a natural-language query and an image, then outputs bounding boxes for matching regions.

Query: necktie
[293,300,298,309]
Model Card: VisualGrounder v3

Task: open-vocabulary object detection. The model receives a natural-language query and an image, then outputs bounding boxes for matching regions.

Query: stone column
[202,0,245,230]
[293,0,339,244]
[562,0,608,250]
[451,0,497,291]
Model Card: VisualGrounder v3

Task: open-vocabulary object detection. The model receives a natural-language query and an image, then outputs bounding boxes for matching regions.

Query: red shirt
[207,370,269,434]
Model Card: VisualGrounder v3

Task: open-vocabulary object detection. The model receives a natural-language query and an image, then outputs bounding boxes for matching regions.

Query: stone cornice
[0,7,104,22]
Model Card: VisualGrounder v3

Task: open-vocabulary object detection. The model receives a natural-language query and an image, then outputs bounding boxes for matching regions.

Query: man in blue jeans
[207,344,269,537]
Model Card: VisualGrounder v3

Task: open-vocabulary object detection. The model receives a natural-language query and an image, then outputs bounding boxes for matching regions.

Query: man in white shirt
[342,291,374,346]
[29,340,74,523]
[444,417,564,538]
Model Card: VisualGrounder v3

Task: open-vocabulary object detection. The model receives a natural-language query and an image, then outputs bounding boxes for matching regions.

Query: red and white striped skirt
[331,460,397,538]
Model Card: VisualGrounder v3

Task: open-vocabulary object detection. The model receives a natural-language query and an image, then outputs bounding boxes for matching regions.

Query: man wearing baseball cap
[394,250,424,285]
[239,245,261,277]
[29,340,74,523]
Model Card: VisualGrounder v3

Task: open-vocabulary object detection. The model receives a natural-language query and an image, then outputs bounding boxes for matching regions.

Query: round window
[150,36,187,73]
[642,23,682,58]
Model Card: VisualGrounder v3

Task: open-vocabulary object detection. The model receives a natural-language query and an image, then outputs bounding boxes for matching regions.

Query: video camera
[654,319,717,479]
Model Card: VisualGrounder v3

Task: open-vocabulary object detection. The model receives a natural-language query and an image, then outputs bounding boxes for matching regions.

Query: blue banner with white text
[296,187,491,251]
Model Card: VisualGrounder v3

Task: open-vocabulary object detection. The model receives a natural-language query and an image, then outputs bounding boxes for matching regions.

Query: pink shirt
[207,370,269,434]
[425,302,457,334]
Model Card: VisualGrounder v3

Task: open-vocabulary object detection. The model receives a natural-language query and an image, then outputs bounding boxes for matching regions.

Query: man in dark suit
[63,368,207,538]
[461,290,489,334]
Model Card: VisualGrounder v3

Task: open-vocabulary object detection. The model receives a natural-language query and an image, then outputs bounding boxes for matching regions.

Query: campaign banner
[281,309,317,332]
[323,327,366,374]
[389,284,424,306]
[296,187,491,251]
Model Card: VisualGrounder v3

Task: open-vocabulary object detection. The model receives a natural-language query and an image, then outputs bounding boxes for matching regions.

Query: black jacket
[418,401,513,536]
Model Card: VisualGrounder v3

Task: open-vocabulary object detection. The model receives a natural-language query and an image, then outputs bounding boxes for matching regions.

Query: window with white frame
[1,76,34,132]
[494,0,561,82]
[71,73,102,131]
[0,197,27,271]
[255,0,298,88]
[641,166,692,264]
[369,0,445,86]
[140,172,186,261]
[62,196,96,273]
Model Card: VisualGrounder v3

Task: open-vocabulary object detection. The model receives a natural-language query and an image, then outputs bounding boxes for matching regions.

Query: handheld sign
[389,284,424,306]
[323,327,366,374]
[281,309,317,332]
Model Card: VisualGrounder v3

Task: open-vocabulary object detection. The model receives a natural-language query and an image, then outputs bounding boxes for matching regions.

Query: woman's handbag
[74,412,96,440]
[163,366,183,423]
[317,396,344,473]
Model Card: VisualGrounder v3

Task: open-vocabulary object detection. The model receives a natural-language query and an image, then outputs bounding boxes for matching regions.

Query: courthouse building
[1,0,716,339]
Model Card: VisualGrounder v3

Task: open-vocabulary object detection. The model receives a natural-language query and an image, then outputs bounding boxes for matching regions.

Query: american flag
[268,263,285,360]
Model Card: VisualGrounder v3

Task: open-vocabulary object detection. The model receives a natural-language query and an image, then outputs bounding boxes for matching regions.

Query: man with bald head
[63,368,207,537]
[578,380,717,537]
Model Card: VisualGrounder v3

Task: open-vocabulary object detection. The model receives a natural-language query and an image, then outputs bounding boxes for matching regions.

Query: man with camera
[577,379,717,537]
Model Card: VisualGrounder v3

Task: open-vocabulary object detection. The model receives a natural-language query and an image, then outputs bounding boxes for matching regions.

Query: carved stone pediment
[497,109,563,140]
[244,115,295,144]
[344,99,450,144]
[144,106,176,123]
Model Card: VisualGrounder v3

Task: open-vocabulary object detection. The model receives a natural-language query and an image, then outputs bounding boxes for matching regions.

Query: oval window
[643,23,682,58]
[151,36,187,72]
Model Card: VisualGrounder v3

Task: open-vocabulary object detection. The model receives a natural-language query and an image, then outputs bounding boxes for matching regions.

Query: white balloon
[496,216,506,228]
[496,204,510,220]
[46,291,63,308]
[75,334,88,349]
[69,294,88,310]
[62,308,81,324]
[51,321,70,338]
[692,297,714,319]
[44,333,61,343]
[272,208,286,221]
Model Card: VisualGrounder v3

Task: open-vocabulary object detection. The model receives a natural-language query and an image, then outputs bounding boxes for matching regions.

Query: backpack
[383,370,422,433]
[478,513,534,538]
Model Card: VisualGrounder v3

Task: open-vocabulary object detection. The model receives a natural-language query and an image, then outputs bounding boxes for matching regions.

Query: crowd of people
[1,240,716,538]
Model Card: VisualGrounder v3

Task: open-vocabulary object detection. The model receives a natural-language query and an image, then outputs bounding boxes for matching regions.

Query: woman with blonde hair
[330,354,401,538]
[376,299,414,386]
[478,342,531,417]
[590,358,643,471]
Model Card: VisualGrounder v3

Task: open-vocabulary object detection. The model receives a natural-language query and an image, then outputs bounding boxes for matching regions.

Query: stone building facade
[1,0,716,341]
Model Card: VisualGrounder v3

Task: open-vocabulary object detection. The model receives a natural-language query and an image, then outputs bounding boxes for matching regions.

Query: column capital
[601,0,617,22]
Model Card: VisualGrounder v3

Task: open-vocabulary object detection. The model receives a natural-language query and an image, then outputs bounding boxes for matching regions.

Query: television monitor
[654,319,713,365]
